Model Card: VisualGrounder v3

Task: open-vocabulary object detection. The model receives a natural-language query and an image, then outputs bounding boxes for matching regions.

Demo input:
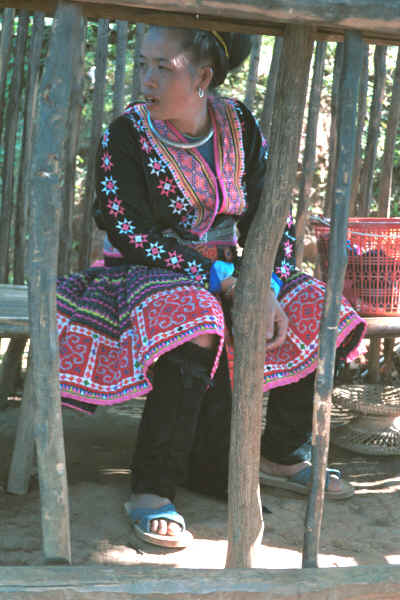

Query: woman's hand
[265,289,288,351]
[220,278,288,350]
[220,276,236,299]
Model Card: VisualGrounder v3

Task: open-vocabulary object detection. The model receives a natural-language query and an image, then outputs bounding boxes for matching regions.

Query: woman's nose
[141,67,157,88]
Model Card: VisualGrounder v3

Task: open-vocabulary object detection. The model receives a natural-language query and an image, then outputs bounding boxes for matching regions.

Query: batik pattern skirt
[57,265,366,412]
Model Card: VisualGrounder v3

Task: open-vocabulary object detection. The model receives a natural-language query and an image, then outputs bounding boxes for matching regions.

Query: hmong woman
[56,26,366,549]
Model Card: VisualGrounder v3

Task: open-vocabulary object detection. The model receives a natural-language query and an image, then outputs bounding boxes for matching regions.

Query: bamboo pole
[0,11,29,284]
[78,18,109,270]
[324,42,343,217]
[377,46,400,218]
[349,45,368,217]
[14,12,45,285]
[0,7,15,146]
[113,19,128,118]
[226,24,313,569]
[359,45,387,217]
[302,30,364,569]
[244,35,261,112]
[296,41,327,268]
[28,0,83,564]
[260,36,282,141]
[58,17,86,276]
[132,22,145,101]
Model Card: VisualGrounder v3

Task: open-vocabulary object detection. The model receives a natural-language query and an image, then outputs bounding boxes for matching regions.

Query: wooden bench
[0,284,29,337]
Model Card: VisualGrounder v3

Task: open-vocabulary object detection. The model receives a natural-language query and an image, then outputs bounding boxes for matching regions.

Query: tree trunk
[377,46,400,218]
[0,11,29,284]
[260,36,282,141]
[113,19,128,118]
[58,17,86,276]
[226,24,313,569]
[0,8,15,146]
[359,45,387,217]
[28,0,83,564]
[244,35,262,112]
[78,18,109,270]
[303,31,364,568]
[132,22,145,101]
[324,42,343,217]
[349,44,369,217]
[296,41,327,269]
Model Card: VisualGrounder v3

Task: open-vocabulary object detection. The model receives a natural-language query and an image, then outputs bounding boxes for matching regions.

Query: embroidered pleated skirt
[56,250,366,412]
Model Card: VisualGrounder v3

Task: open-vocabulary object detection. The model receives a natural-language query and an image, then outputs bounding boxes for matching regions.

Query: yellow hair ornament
[211,31,229,59]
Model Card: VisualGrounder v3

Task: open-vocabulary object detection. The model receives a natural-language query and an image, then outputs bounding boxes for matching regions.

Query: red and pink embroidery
[128,99,247,239]
[101,151,113,172]
[165,251,184,270]
[107,197,125,218]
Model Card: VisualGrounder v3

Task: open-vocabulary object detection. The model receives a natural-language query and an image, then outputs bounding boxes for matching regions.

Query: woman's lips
[144,97,159,106]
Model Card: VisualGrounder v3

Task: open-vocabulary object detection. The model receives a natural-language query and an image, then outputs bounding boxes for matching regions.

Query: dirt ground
[1,396,400,571]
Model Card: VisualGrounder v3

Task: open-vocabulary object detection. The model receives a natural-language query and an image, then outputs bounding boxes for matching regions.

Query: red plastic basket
[314,218,400,317]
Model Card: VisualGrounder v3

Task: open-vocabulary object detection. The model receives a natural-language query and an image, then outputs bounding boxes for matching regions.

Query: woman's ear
[198,65,214,92]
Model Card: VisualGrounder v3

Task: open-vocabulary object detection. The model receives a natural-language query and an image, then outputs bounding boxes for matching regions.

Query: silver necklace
[146,109,214,149]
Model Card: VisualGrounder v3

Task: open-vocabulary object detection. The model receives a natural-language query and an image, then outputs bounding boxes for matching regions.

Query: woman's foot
[260,457,345,494]
[125,493,183,537]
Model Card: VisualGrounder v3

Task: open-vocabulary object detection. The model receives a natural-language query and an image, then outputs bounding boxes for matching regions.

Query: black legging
[131,343,315,501]
[261,372,314,465]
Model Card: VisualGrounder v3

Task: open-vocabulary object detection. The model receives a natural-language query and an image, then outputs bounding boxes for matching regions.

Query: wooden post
[113,19,128,118]
[78,18,109,270]
[296,41,327,268]
[0,11,29,284]
[349,45,368,217]
[377,46,400,217]
[14,12,45,285]
[132,22,145,101]
[359,45,386,217]
[303,30,364,569]
[28,0,83,564]
[324,42,343,217]
[260,36,282,141]
[7,360,36,495]
[0,7,15,144]
[244,35,262,112]
[58,16,86,276]
[226,24,313,569]
[367,337,381,383]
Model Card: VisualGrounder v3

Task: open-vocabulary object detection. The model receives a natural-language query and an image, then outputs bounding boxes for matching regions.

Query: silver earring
[198,87,204,98]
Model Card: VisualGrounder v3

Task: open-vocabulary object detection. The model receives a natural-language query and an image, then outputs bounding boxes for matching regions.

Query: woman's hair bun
[208,31,253,87]
[218,32,253,72]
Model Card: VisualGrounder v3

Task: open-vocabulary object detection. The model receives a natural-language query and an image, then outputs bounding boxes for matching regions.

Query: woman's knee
[191,333,217,349]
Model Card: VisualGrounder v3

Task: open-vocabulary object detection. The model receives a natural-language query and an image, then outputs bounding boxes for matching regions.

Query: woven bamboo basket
[332,384,400,455]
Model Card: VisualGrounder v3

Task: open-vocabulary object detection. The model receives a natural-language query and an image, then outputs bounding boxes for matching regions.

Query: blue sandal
[124,502,193,548]
[260,464,354,500]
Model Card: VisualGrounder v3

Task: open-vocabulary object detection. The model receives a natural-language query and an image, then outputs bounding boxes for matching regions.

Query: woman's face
[139,28,203,125]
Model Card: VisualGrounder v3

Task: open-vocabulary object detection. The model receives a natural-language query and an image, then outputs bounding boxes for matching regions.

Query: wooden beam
[2,565,400,599]
[28,0,84,565]
[2,0,400,44]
